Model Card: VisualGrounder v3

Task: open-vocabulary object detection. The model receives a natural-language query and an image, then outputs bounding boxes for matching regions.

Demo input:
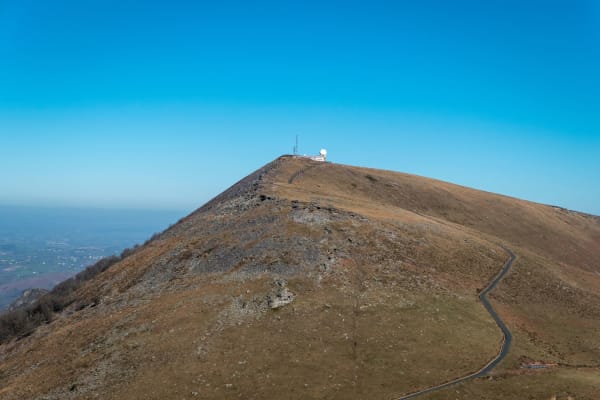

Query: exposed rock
[8,288,49,311]
[2,155,600,399]
[267,279,295,309]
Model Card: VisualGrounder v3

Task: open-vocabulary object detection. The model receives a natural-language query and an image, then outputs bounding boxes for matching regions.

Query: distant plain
[0,206,184,310]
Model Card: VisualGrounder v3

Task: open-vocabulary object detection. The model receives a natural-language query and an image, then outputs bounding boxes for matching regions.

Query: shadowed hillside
[1,156,599,400]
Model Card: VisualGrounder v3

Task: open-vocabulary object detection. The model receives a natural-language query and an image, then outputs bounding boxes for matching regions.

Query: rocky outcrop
[267,279,295,309]
[8,288,49,311]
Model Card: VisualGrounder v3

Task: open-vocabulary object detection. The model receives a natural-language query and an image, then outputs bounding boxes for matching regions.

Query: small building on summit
[291,136,327,162]
[305,149,327,162]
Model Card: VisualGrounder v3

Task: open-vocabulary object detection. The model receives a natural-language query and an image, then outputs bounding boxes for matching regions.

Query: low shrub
[0,236,153,344]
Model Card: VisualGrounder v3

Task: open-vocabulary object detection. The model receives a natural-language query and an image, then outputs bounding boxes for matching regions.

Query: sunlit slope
[0,156,598,400]
[269,157,600,271]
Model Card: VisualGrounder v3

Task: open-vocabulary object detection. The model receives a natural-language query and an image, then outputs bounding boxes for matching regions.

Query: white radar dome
[320,149,327,156]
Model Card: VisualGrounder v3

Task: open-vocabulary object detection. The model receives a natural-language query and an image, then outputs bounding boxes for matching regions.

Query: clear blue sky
[1,1,598,215]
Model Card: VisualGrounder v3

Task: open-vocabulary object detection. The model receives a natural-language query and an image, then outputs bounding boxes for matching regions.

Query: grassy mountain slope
[1,156,599,400]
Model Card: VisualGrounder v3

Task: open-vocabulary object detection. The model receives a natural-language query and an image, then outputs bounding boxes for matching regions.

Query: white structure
[291,136,327,162]
[309,149,327,162]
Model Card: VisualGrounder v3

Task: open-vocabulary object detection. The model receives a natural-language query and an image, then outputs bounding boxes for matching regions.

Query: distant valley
[0,206,184,310]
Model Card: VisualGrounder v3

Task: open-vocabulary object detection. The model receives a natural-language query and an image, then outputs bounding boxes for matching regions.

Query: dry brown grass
[1,156,598,399]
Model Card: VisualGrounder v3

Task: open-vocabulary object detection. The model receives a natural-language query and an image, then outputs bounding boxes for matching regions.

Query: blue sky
[0,1,599,214]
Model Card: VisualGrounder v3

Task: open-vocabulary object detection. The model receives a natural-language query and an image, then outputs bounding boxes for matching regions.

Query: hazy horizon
[0,205,184,310]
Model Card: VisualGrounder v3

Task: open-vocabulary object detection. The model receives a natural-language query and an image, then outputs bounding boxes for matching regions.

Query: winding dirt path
[396,248,517,399]
[285,164,517,399]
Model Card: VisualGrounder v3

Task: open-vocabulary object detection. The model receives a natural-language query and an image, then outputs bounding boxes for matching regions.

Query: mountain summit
[1,156,599,399]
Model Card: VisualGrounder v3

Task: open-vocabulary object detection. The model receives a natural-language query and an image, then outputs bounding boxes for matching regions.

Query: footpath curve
[396,248,517,399]
[284,165,517,399]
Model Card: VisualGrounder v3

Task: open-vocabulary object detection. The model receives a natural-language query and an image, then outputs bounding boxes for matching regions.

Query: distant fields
[0,206,184,310]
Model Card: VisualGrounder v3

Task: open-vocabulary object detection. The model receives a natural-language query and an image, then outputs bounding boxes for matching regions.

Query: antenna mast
[293,135,299,155]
